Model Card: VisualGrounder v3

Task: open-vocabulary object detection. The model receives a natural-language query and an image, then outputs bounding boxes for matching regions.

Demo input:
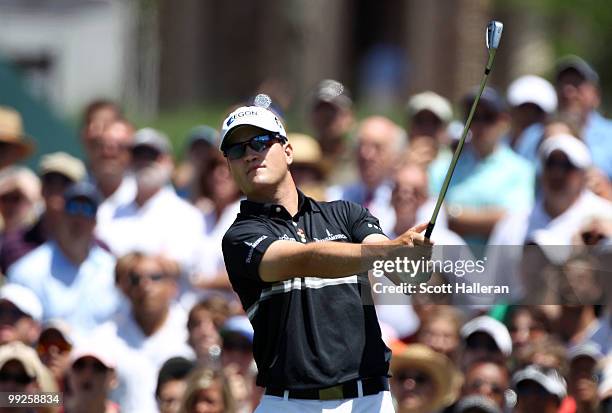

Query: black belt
[265,377,389,401]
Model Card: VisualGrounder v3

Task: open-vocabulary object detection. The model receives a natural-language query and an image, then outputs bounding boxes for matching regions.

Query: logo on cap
[226,110,259,127]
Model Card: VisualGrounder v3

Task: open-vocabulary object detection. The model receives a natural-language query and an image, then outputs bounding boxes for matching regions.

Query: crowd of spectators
[0,54,611,412]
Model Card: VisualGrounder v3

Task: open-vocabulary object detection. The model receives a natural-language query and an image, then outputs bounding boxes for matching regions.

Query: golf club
[424,20,503,240]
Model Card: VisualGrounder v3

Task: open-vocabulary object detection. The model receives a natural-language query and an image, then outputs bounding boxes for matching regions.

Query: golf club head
[486,20,503,50]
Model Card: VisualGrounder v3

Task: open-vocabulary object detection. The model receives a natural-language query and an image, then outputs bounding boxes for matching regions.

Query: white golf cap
[406,91,453,123]
[539,133,592,169]
[71,339,116,369]
[567,341,603,363]
[219,106,286,151]
[507,75,558,114]
[0,283,42,322]
[512,365,567,400]
[461,315,512,357]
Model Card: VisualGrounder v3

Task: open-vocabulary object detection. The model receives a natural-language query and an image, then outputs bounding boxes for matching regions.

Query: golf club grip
[425,222,435,239]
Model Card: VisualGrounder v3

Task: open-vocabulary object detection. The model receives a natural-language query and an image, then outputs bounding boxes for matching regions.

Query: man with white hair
[327,116,406,234]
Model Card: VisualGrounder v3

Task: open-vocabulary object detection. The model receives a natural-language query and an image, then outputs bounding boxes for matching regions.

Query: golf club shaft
[424,49,497,239]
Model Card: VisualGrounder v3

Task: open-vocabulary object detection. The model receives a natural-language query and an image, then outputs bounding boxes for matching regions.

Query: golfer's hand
[385,223,434,288]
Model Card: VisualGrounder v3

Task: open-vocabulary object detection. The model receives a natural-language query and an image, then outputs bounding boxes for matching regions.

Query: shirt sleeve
[343,201,387,242]
[222,220,277,283]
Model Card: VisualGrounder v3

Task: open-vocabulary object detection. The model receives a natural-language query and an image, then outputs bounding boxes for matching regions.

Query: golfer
[220,102,432,412]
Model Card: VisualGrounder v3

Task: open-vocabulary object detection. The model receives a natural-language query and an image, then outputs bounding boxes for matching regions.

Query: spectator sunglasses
[223,133,286,160]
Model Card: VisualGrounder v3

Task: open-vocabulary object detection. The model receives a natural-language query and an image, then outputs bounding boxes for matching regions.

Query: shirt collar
[239,189,321,218]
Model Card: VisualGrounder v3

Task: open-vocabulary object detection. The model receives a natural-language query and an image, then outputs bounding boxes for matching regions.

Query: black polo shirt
[222,190,391,389]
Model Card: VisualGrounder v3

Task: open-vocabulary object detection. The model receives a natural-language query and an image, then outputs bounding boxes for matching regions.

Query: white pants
[254,391,395,412]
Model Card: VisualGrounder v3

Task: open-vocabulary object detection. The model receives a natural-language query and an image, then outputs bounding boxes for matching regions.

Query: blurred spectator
[88,118,137,229]
[554,56,612,180]
[308,79,356,185]
[173,125,219,201]
[156,357,195,413]
[0,341,58,410]
[0,167,40,235]
[460,358,510,411]
[7,182,119,334]
[515,335,568,375]
[191,151,239,294]
[486,135,612,299]
[567,343,603,413]
[187,300,223,366]
[460,316,512,368]
[0,152,85,274]
[98,128,204,298]
[505,75,557,162]
[178,367,236,413]
[0,106,35,171]
[429,87,534,247]
[512,365,566,413]
[220,316,257,413]
[558,306,606,349]
[453,395,502,413]
[416,306,464,362]
[66,340,119,413]
[390,343,461,413]
[36,320,73,389]
[505,306,550,352]
[0,283,42,346]
[406,91,453,144]
[98,252,193,412]
[327,115,405,233]
[287,133,327,200]
[80,99,122,160]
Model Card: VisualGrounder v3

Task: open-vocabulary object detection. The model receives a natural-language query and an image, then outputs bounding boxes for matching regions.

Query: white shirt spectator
[98,186,205,294]
[7,241,119,335]
[95,175,137,235]
[94,303,194,413]
[485,190,612,299]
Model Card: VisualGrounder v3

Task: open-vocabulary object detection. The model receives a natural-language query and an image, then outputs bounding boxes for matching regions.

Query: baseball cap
[71,339,116,369]
[221,315,254,344]
[463,87,507,114]
[287,133,323,166]
[507,75,558,114]
[539,133,592,169]
[186,125,219,148]
[512,365,567,400]
[40,319,74,346]
[39,152,86,183]
[312,79,352,109]
[568,341,603,363]
[407,91,453,123]
[63,181,102,210]
[0,283,42,322]
[0,341,44,379]
[133,128,172,154]
[555,55,599,84]
[454,395,502,413]
[461,315,512,357]
[219,106,287,151]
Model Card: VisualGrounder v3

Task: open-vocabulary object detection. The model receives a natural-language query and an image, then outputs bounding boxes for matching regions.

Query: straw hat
[0,106,35,168]
[391,344,462,412]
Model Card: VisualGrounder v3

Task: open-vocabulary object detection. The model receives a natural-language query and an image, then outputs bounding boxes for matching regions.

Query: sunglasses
[223,134,286,160]
[544,157,577,172]
[0,191,25,204]
[0,371,34,385]
[65,200,97,218]
[469,111,497,124]
[132,145,162,161]
[0,304,27,322]
[128,271,169,287]
[516,382,550,396]
[466,335,499,352]
[72,358,108,373]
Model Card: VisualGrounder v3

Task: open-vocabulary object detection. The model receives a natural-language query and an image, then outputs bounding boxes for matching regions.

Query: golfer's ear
[284,141,293,165]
